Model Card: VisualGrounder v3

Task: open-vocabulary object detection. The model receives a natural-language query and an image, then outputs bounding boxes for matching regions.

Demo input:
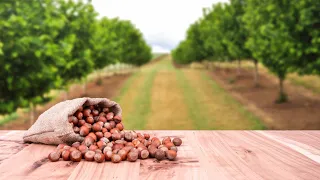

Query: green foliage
[0,0,152,114]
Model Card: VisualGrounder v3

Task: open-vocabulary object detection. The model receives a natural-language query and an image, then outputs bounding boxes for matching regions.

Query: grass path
[115,56,265,130]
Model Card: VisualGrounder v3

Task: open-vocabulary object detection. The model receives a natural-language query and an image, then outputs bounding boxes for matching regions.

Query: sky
[91,0,229,53]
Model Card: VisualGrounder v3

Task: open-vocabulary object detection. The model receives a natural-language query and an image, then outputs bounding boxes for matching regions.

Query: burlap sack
[23,97,122,145]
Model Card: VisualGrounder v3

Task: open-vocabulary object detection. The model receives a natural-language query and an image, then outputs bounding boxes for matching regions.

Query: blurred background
[0,0,319,130]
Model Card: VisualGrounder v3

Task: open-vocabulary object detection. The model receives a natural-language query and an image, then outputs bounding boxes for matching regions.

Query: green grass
[0,112,19,126]
[200,72,266,130]
[114,72,141,103]
[124,69,157,130]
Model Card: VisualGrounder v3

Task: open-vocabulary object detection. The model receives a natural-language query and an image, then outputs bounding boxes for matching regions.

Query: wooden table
[0,130,319,180]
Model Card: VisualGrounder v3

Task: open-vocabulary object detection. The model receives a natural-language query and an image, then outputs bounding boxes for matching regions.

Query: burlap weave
[23,97,122,145]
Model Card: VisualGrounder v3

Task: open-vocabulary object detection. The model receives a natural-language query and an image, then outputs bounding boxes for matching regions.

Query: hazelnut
[131,131,137,139]
[140,150,149,159]
[95,149,102,154]
[62,150,71,161]
[110,128,120,134]
[116,123,124,131]
[89,105,94,110]
[89,145,98,151]
[70,150,82,162]
[79,126,90,137]
[160,147,169,152]
[98,116,107,123]
[97,141,107,150]
[92,123,102,132]
[120,131,125,138]
[170,146,178,152]
[152,139,161,147]
[83,136,95,147]
[118,149,128,160]
[106,142,113,148]
[68,116,77,123]
[102,128,108,133]
[151,137,159,142]
[84,150,95,161]
[84,123,92,130]
[114,115,122,123]
[78,119,86,126]
[103,146,112,153]
[144,134,150,140]
[78,145,88,155]
[112,149,120,154]
[78,106,84,111]
[83,109,91,117]
[63,145,71,150]
[124,132,133,142]
[126,142,134,147]
[111,154,121,163]
[86,116,94,124]
[109,121,116,128]
[112,133,121,141]
[104,132,112,139]
[94,152,105,163]
[100,137,110,144]
[173,138,182,146]
[165,142,174,149]
[166,150,177,160]
[95,132,104,139]
[106,112,114,120]
[75,111,83,120]
[127,151,138,162]
[112,143,124,150]
[88,132,97,141]
[115,140,125,144]
[92,110,99,116]
[132,139,140,147]
[73,126,80,134]
[155,149,165,161]
[162,137,171,144]
[97,121,104,126]
[122,146,133,153]
[104,122,111,130]
[69,147,77,152]
[148,147,157,158]
[104,151,113,161]
[57,144,67,149]
[48,151,61,162]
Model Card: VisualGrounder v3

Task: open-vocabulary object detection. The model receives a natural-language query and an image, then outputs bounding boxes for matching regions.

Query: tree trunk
[277,77,288,103]
[254,60,259,87]
[237,59,241,76]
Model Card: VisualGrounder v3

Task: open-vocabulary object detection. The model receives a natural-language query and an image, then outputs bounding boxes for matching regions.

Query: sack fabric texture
[23,97,122,145]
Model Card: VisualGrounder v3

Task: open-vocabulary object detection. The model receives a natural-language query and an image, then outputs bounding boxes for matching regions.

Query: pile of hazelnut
[48,104,182,163]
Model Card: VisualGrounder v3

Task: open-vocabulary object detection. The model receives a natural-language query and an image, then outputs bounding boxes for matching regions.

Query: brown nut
[116,123,124,131]
[92,123,102,132]
[109,121,116,128]
[94,152,105,163]
[62,150,71,161]
[95,149,102,154]
[79,126,90,137]
[160,146,169,152]
[84,123,92,130]
[112,143,124,150]
[57,144,67,149]
[170,146,178,152]
[111,154,121,163]
[165,142,175,149]
[106,112,114,121]
[48,151,61,162]
[103,107,109,113]
[83,136,95,147]
[78,106,84,111]
[166,150,177,160]
[151,137,159,142]
[124,132,133,142]
[140,150,149,159]
[63,145,71,150]
[112,133,121,141]
[92,110,99,116]
[155,149,165,161]
[162,137,171,144]
[148,147,157,158]
[104,122,111,130]
[126,142,134,147]
[95,132,104,140]
[70,150,82,162]
[83,108,91,117]
[143,134,150,140]
[132,139,140,147]
[113,149,120,154]
[118,149,128,160]
[87,132,97,141]
[113,115,122,123]
[172,138,182,146]
[89,145,98,151]
[104,151,113,161]
[78,145,88,155]
[86,116,94,124]
[104,132,112,139]
[127,151,138,162]
[75,111,83,120]
[73,126,80,134]
[152,139,161,148]
[98,116,107,123]
[69,147,78,152]
[68,116,77,123]
[84,150,95,161]
[102,128,108,133]
[110,128,120,134]
[78,119,86,126]
[97,141,107,150]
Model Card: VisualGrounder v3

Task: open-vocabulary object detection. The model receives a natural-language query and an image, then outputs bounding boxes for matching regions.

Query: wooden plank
[210,131,320,180]
[138,131,206,180]
[258,131,320,163]
[0,144,78,180]
[0,131,28,164]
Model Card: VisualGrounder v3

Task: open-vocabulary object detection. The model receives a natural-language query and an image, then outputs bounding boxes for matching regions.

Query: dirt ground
[0,74,131,130]
[209,67,320,130]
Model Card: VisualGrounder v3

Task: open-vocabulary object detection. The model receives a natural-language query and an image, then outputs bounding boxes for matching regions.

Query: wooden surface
[0,131,319,180]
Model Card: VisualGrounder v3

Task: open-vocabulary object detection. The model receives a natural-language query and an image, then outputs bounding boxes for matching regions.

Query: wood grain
[0,130,319,180]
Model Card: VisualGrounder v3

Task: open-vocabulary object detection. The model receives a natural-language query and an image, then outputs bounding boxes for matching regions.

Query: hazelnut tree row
[171,0,319,103]
[0,0,152,114]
